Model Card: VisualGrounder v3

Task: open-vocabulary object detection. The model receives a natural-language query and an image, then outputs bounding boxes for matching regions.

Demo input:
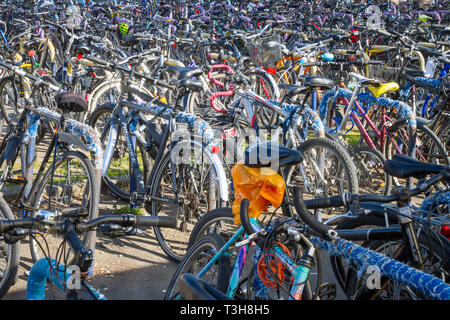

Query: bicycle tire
[245,69,279,127]
[284,137,359,216]
[347,229,449,300]
[329,213,398,292]
[187,207,236,249]
[29,150,100,262]
[0,195,20,299]
[0,76,24,131]
[149,145,223,262]
[353,146,392,195]
[164,233,231,300]
[384,118,450,166]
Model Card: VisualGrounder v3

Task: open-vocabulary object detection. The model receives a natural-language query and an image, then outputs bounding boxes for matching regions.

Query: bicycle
[0,59,103,265]
[86,54,229,262]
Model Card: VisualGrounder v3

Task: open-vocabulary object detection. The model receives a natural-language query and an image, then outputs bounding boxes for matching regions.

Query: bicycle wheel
[0,76,25,131]
[0,195,20,299]
[88,103,152,200]
[329,214,397,292]
[353,146,392,195]
[245,69,279,127]
[87,80,153,116]
[284,137,359,217]
[347,230,449,300]
[187,207,237,249]
[384,119,450,166]
[29,150,100,262]
[164,233,231,300]
[431,114,449,158]
[149,144,223,262]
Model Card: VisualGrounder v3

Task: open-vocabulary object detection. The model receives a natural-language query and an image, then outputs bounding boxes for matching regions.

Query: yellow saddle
[368,82,399,97]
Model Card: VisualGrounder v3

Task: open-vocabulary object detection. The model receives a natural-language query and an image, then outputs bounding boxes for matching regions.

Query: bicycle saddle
[178,273,231,300]
[383,154,448,179]
[402,68,425,77]
[74,43,91,55]
[120,35,139,46]
[172,78,203,92]
[279,84,308,98]
[55,92,87,113]
[244,141,304,169]
[368,82,399,97]
[303,76,335,89]
[417,45,443,57]
[166,65,203,79]
[348,72,381,85]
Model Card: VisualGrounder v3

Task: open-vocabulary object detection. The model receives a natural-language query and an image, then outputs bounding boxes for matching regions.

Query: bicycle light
[440,225,450,239]
[210,145,220,154]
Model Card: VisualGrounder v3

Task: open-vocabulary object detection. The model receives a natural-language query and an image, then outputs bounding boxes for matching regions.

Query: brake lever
[4,228,29,244]
[235,228,267,247]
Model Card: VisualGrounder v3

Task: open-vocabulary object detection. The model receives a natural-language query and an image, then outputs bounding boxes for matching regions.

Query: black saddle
[244,141,304,168]
[383,154,448,179]
[178,273,231,300]
[55,92,87,113]
[74,43,91,55]
[120,35,140,47]
[402,68,425,78]
[279,84,308,98]
[417,45,443,58]
[303,76,335,89]
[173,78,203,92]
[166,65,203,79]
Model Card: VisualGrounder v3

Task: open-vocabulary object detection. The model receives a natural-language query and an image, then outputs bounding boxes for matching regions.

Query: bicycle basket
[245,36,282,67]
[366,65,400,82]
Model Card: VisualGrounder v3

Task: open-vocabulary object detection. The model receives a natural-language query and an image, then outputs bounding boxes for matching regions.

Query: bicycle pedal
[318,282,336,300]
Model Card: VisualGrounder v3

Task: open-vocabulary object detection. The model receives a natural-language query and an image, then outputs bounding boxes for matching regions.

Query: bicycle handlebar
[304,168,449,210]
[299,58,383,67]
[84,55,174,90]
[239,199,255,235]
[0,60,60,92]
[0,214,177,235]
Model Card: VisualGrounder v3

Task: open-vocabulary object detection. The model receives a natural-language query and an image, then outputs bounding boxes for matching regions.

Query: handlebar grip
[134,215,177,228]
[304,195,345,209]
[86,55,109,66]
[300,62,320,67]
[293,188,333,240]
[363,60,384,65]
[240,199,257,235]
[0,220,9,233]
[377,29,393,37]
[436,41,450,47]
[0,218,36,233]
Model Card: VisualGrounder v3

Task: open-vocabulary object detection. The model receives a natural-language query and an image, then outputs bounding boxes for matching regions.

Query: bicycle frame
[320,82,420,159]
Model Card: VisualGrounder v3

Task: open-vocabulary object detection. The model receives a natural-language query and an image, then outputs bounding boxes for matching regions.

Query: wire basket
[245,35,282,67]
[366,65,401,82]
